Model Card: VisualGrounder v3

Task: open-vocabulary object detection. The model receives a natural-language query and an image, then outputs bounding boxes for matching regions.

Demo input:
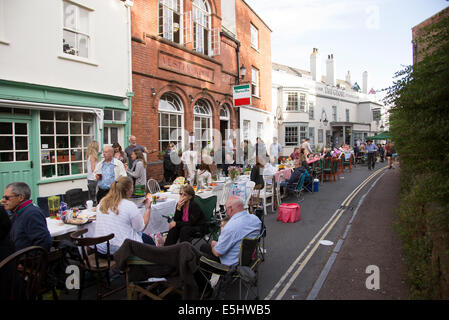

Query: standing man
[125,135,157,169]
[301,138,313,156]
[365,140,378,170]
[94,145,127,203]
[2,182,52,252]
[269,137,282,165]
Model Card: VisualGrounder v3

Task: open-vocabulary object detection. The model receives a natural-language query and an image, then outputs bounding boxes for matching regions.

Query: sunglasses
[2,195,19,200]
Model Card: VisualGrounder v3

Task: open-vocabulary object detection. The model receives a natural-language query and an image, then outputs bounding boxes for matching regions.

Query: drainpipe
[124,0,133,141]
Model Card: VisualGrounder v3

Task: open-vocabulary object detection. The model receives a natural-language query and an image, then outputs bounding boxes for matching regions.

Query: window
[346,109,350,122]
[284,124,307,146]
[159,0,182,44]
[309,127,315,148]
[372,109,381,124]
[286,92,298,111]
[309,103,314,120]
[299,93,306,112]
[193,0,210,55]
[243,120,250,140]
[332,105,337,121]
[252,67,260,97]
[318,129,324,144]
[250,23,258,50]
[63,1,90,58]
[0,121,29,162]
[39,111,95,178]
[104,109,126,122]
[103,126,119,145]
[257,122,263,139]
[194,99,212,150]
[158,93,184,152]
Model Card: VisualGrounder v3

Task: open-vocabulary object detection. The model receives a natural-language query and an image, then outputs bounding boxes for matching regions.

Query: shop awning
[366,131,390,140]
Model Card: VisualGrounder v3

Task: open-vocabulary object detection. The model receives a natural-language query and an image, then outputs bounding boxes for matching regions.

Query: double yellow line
[264,166,387,300]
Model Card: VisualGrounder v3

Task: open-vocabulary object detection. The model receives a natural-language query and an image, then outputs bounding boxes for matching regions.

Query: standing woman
[86,141,100,205]
[385,141,393,169]
[126,149,147,191]
[112,142,128,165]
[164,185,206,246]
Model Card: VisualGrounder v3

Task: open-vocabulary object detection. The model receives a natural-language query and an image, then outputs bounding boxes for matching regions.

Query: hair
[300,148,305,154]
[99,176,133,215]
[199,163,210,172]
[112,142,123,152]
[133,149,147,168]
[87,141,99,162]
[167,143,175,151]
[6,182,31,200]
[180,184,195,199]
[294,147,300,152]
[255,156,266,168]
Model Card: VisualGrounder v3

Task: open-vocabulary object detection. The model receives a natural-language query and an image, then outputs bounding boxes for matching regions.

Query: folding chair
[199,234,262,300]
[192,195,221,244]
[285,173,306,202]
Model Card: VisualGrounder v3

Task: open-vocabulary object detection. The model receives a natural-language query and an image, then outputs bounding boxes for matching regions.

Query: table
[275,168,292,182]
[46,213,95,238]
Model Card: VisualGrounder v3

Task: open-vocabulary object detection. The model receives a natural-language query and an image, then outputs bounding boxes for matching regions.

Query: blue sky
[245,0,449,93]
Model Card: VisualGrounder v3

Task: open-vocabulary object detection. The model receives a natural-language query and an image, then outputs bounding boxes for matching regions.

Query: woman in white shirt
[196,163,212,186]
[86,141,99,205]
[95,176,154,254]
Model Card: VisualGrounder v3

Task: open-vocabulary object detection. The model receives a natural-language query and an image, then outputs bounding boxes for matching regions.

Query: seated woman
[280,160,310,194]
[126,149,147,191]
[197,163,212,186]
[95,176,154,255]
[250,157,266,189]
[164,185,207,246]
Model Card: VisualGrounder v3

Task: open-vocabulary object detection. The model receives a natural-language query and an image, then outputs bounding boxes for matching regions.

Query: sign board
[233,84,251,107]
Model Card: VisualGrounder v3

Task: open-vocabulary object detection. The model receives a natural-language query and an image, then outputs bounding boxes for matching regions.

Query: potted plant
[158,150,165,160]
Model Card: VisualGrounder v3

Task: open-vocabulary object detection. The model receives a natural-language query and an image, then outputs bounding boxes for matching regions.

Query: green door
[0,119,35,197]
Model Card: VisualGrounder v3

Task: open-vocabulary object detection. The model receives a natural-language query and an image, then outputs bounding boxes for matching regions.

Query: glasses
[2,195,19,200]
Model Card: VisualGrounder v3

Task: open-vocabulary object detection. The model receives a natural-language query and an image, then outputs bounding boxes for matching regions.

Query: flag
[369,88,376,94]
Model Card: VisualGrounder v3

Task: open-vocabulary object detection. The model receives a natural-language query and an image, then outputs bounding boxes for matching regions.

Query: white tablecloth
[46,214,95,238]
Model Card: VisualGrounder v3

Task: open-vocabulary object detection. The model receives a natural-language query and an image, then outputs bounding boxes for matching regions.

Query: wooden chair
[0,246,48,300]
[70,229,124,300]
[247,184,262,214]
[244,181,256,211]
[343,154,353,173]
[322,157,333,182]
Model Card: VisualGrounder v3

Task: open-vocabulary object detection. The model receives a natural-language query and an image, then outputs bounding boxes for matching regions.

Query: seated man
[200,196,261,266]
[279,160,310,195]
[2,182,52,252]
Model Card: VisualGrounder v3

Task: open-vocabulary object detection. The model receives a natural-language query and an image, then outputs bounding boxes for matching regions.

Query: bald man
[94,145,127,203]
[125,135,157,169]
[200,196,261,266]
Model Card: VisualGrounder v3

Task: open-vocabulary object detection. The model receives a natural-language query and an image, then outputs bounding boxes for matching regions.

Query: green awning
[366,131,390,140]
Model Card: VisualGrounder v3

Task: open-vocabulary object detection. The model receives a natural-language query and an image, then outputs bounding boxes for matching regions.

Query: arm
[90,157,96,173]
[25,211,52,251]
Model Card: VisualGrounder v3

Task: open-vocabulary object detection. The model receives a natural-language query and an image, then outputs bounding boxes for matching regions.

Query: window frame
[158,93,185,152]
[284,123,308,147]
[62,1,92,59]
[192,0,211,55]
[159,0,183,44]
[193,99,212,150]
[251,67,260,97]
[250,23,259,50]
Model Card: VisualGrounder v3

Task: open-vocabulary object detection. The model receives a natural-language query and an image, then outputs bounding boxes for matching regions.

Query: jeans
[367,152,376,170]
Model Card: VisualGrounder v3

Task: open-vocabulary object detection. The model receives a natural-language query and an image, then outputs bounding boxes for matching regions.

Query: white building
[272,48,386,156]
[0,0,132,200]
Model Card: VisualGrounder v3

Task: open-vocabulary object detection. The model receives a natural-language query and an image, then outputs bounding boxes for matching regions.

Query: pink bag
[277,203,301,223]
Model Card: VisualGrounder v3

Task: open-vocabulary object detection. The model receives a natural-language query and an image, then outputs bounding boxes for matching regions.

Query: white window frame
[252,67,260,97]
[284,123,308,147]
[332,105,337,121]
[39,110,95,179]
[62,1,92,59]
[346,109,350,122]
[309,127,315,148]
[318,129,324,144]
[286,92,298,111]
[250,23,258,50]
[194,99,212,150]
[257,122,263,139]
[243,120,250,141]
[158,93,184,152]
[309,102,314,119]
[192,0,211,55]
[0,121,29,162]
[299,93,306,112]
[159,0,183,44]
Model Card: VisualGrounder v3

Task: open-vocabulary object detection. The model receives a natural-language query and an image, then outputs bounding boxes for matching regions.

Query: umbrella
[366,131,390,140]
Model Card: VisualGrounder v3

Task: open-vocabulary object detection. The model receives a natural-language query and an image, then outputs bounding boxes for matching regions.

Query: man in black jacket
[2,182,52,252]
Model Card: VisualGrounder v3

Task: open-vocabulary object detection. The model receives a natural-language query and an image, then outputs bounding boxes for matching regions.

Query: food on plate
[65,217,88,225]
[88,215,96,221]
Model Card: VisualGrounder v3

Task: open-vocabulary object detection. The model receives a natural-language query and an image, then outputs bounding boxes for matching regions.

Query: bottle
[156,232,162,246]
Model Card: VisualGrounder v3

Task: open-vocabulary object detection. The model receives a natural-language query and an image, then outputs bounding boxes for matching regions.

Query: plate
[65,217,90,225]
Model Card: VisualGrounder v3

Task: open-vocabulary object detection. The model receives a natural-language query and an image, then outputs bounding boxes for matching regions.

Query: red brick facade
[130,0,271,181]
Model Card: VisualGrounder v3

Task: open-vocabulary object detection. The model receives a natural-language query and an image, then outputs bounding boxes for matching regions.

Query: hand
[142,197,152,209]
[96,174,102,180]
[169,221,176,230]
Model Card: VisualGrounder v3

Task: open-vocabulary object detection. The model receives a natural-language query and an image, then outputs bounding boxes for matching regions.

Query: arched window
[192,0,211,55]
[219,105,229,120]
[194,99,212,150]
[158,93,184,151]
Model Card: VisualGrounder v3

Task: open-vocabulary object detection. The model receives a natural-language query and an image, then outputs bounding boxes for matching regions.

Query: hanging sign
[233,84,251,107]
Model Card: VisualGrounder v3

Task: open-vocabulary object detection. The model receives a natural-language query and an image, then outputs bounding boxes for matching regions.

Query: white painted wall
[0,0,130,98]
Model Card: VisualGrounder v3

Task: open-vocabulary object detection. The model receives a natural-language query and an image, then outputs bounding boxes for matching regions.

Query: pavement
[314,166,409,300]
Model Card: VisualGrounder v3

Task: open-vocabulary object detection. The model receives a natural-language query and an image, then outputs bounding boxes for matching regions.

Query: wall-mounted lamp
[320,110,329,126]
[121,0,134,7]
[380,123,385,130]
[189,95,194,103]
[151,88,156,96]
[239,64,247,80]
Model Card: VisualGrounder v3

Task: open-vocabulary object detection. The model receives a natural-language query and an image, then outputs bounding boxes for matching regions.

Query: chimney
[345,71,351,85]
[362,71,368,94]
[310,48,321,82]
[326,54,336,86]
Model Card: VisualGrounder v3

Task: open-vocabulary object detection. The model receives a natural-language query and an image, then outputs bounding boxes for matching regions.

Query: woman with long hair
[385,141,393,169]
[164,184,206,246]
[250,156,266,189]
[112,142,128,165]
[126,149,147,189]
[95,176,154,254]
[86,141,100,204]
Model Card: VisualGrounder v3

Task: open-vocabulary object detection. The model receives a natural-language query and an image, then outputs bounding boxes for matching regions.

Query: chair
[247,185,262,214]
[275,173,284,207]
[244,181,256,211]
[199,234,263,300]
[70,229,124,300]
[343,153,353,173]
[259,175,274,216]
[64,188,87,209]
[217,181,232,218]
[192,195,221,244]
[0,246,48,300]
[147,178,161,194]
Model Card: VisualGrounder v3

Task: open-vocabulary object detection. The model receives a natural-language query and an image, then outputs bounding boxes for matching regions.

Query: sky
[245,0,449,94]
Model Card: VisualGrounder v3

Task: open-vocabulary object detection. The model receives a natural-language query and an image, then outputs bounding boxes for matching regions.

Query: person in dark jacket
[250,157,266,189]
[2,182,52,252]
[164,185,206,246]
[280,160,310,194]
[163,143,178,183]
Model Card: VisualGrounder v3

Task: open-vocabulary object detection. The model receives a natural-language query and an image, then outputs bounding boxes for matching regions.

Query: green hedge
[386,12,449,299]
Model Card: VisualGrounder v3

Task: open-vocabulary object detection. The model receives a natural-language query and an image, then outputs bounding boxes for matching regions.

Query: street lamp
[320,110,328,126]
[239,64,246,80]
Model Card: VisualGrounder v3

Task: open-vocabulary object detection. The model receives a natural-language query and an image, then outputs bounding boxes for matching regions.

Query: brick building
[129,0,272,181]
